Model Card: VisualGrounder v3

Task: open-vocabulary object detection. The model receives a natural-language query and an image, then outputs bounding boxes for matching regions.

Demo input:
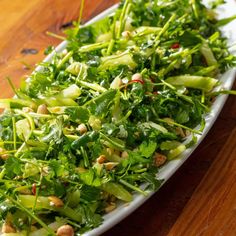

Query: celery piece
[18,195,52,209]
[160,140,182,151]
[66,62,88,78]
[101,182,133,202]
[60,84,81,99]
[168,144,186,160]
[99,52,137,70]
[200,42,218,66]
[16,119,31,141]
[79,42,109,52]
[165,75,217,92]
[0,98,36,109]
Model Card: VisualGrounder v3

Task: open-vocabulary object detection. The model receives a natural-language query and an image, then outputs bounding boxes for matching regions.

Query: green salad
[0,0,236,235]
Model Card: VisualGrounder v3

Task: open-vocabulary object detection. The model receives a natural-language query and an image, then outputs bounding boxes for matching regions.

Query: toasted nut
[105,203,116,213]
[1,154,9,160]
[175,127,186,138]
[121,151,129,158]
[163,117,174,126]
[22,107,34,113]
[37,104,48,114]
[97,155,106,164]
[0,148,9,160]
[132,73,142,81]
[56,225,74,236]
[121,31,131,39]
[2,222,16,233]
[48,196,64,207]
[185,130,191,137]
[76,123,87,135]
[104,162,118,171]
[153,153,167,167]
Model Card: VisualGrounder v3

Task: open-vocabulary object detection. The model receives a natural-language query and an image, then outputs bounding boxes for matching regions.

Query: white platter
[36,1,236,235]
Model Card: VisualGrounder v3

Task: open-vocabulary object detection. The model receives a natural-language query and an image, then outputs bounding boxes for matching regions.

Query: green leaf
[139,141,157,158]
[85,89,117,116]
[65,106,90,123]
[5,157,22,178]
[79,169,101,187]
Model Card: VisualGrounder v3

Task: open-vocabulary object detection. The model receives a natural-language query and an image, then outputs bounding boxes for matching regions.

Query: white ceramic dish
[33,1,236,235]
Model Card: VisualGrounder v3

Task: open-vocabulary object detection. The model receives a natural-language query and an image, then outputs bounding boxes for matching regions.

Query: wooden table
[0,1,236,235]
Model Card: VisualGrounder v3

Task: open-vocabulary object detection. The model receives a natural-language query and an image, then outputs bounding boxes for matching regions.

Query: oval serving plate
[6,1,236,235]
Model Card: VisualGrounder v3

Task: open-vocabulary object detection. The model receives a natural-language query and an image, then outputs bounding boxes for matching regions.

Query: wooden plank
[0,0,118,98]
[167,127,236,236]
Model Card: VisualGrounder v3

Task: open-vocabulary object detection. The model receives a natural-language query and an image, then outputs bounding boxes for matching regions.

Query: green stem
[46,31,66,41]
[100,133,125,150]
[80,146,90,168]
[6,77,19,97]
[107,39,115,55]
[155,13,176,47]
[0,168,6,180]
[12,116,17,150]
[157,118,202,135]
[0,191,55,235]
[76,80,107,93]
[57,51,73,69]
[119,179,147,196]
[117,0,131,37]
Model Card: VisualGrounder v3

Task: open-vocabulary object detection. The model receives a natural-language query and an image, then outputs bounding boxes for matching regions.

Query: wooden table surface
[0,1,236,235]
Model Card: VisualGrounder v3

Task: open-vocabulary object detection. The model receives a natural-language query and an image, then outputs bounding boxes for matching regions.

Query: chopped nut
[76,123,87,135]
[121,151,129,158]
[175,127,186,138]
[0,148,9,160]
[185,130,191,137]
[37,104,48,114]
[48,196,64,207]
[1,222,16,233]
[176,127,191,138]
[104,162,118,171]
[97,155,106,164]
[153,153,167,167]
[132,73,142,81]
[121,30,131,39]
[163,117,174,126]
[22,107,34,113]
[56,225,74,236]
[105,202,116,213]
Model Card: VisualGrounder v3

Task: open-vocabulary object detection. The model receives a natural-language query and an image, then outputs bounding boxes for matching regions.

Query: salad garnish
[0,0,235,235]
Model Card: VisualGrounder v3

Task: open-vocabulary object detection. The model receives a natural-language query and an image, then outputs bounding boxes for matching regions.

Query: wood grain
[167,127,236,236]
[0,1,236,236]
[0,0,118,98]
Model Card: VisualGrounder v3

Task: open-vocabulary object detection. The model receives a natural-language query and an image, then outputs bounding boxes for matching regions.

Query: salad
[0,0,236,235]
